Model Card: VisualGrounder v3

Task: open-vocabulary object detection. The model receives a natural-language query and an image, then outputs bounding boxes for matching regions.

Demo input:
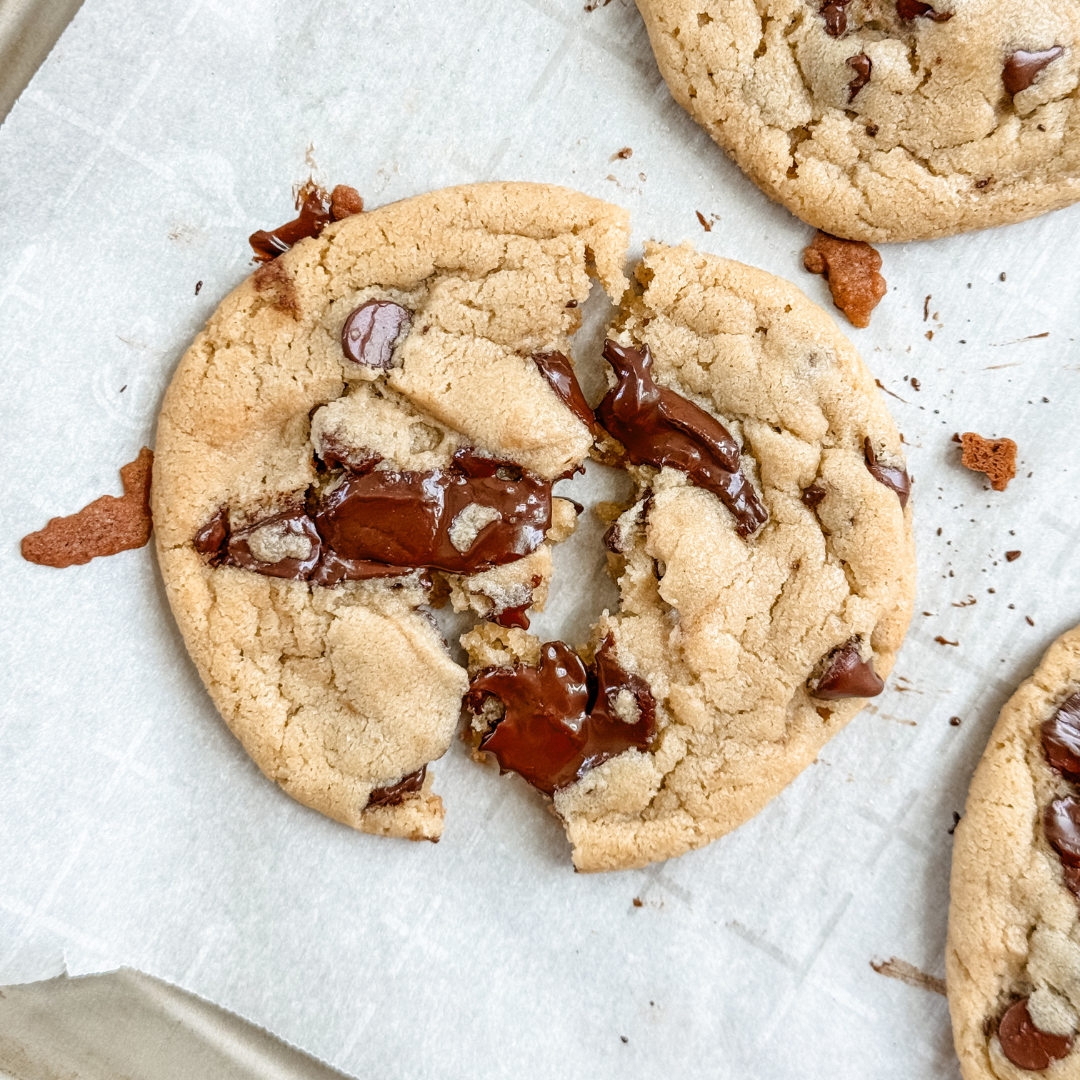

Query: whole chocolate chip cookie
[463,241,915,871]
[637,0,1080,241]
[153,182,629,841]
[948,625,1080,1078]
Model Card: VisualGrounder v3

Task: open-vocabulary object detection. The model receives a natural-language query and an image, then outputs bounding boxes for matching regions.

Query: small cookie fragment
[803,232,886,328]
[21,448,154,568]
[330,184,364,221]
[959,432,1017,491]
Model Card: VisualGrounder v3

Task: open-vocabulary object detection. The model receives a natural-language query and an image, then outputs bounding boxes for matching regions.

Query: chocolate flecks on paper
[22,448,153,568]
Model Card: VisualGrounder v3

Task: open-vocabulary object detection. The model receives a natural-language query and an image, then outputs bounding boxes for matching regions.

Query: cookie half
[948,625,1080,1078]
[464,241,916,871]
[637,0,1080,241]
[153,182,630,840]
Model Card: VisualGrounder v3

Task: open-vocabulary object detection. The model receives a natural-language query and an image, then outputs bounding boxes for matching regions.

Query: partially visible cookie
[465,241,916,871]
[637,0,1080,241]
[948,625,1080,1078]
[153,182,629,841]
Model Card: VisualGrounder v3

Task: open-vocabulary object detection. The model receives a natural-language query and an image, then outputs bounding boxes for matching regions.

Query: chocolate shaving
[22,448,154,568]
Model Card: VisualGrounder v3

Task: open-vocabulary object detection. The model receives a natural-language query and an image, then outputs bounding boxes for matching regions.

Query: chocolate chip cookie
[948,625,1080,1078]
[637,0,1080,241]
[463,241,915,871]
[153,182,629,841]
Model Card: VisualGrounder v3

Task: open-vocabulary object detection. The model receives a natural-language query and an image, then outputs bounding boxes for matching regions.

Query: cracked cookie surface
[948,625,1080,1079]
[152,182,629,841]
[464,242,916,871]
[637,0,1080,241]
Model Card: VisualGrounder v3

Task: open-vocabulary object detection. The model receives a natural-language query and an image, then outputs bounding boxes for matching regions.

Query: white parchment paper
[2,1,1080,1076]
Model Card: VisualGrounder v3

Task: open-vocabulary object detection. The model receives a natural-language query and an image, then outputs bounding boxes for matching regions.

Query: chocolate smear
[847,53,872,101]
[367,766,426,808]
[821,0,852,36]
[533,351,600,436]
[1043,693,1080,783]
[811,639,885,699]
[865,438,911,508]
[595,340,769,538]
[341,300,412,369]
[466,635,657,796]
[249,180,333,263]
[997,998,1074,1071]
[1045,797,1080,867]
[896,0,953,20]
[22,448,154,568]
[1003,47,1064,96]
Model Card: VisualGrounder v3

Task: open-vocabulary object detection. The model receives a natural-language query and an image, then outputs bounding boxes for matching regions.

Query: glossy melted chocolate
[466,636,657,796]
[1042,693,1080,783]
[341,301,412,369]
[1003,47,1064,95]
[594,341,769,538]
[249,181,333,263]
[820,0,851,36]
[367,766,426,808]
[811,639,885,700]
[1044,797,1080,867]
[895,0,953,20]
[997,998,1074,1071]
[193,448,552,586]
[847,54,872,101]
[533,351,600,436]
[864,438,911,509]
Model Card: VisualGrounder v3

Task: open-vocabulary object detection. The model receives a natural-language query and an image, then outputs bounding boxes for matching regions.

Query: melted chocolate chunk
[1064,864,1080,899]
[193,508,229,563]
[1045,797,1080,868]
[341,300,412,369]
[821,0,851,36]
[224,508,323,580]
[249,181,333,263]
[864,438,911,509]
[367,766,426,808]
[811,639,885,699]
[998,998,1074,1071]
[1003,47,1064,96]
[1043,693,1080,782]
[847,53,872,101]
[491,575,543,630]
[594,341,769,538]
[466,636,657,796]
[895,0,953,20]
[801,484,827,510]
[533,351,599,436]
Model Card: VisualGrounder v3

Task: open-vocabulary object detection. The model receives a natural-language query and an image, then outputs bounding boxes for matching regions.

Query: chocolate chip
[811,639,885,699]
[1003,47,1064,96]
[533,351,600,436]
[594,340,769,538]
[1045,797,1080,868]
[467,636,657,796]
[801,484,827,510]
[1042,693,1080,782]
[820,0,851,36]
[249,181,333,263]
[896,0,953,21]
[367,765,426,808]
[997,998,1074,1071]
[341,300,412,369]
[864,438,912,508]
[847,53,872,101]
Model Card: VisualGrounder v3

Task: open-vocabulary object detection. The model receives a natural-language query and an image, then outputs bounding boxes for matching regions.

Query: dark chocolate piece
[812,639,885,699]
[533,351,599,436]
[249,181,333,263]
[367,766,426,808]
[341,300,412,369]
[864,438,911,509]
[1046,797,1080,868]
[847,53,872,101]
[1003,47,1064,96]
[595,341,769,538]
[896,0,953,21]
[1043,693,1080,783]
[997,998,1074,1071]
[821,0,851,36]
[224,509,323,580]
[466,635,657,796]
[193,507,229,563]
[801,484,827,510]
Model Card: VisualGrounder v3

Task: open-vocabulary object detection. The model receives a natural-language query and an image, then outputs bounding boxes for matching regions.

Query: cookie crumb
[950,716,962,726]
[195,280,202,295]
[1006,550,1021,562]
[632,897,643,907]
[21,448,154,568]
[802,231,886,328]
[330,184,364,221]
[696,210,712,232]
[959,432,1017,491]
[620,1036,629,1044]
[610,147,633,160]
[1026,616,1035,626]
